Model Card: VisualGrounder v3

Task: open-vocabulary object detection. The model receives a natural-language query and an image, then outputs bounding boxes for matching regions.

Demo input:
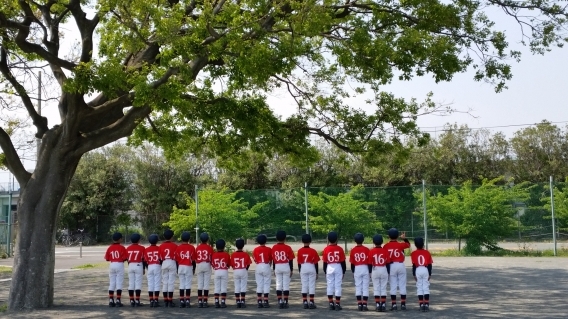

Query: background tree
[309,185,381,250]
[59,146,133,241]
[1,0,567,310]
[165,188,265,245]
[423,178,532,254]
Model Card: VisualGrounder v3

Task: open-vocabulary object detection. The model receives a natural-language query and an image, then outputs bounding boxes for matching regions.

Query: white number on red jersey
[111,250,120,259]
[302,254,309,263]
[274,251,287,262]
[234,258,244,268]
[213,259,227,268]
[373,253,385,265]
[163,248,171,259]
[197,250,209,261]
[417,255,426,266]
[147,251,159,262]
[354,252,366,262]
[258,252,265,263]
[327,251,340,262]
[180,251,190,260]
[388,249,401,258]
[128,250,139,261]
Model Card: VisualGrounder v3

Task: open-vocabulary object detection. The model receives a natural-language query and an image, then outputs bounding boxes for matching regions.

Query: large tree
[0,0,567,310]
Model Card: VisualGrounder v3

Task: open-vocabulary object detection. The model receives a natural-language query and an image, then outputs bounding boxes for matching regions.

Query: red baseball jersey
[411,249,433,266]
[230,251,252,269]
[369,247,391,267]
[195,243,214,263]
[383,240,410,263]
[297,246,320,265]
[322,244,346,263]
[105,243,127,262]
[253,245,272,264]
[144,245,161,265]
[159,241,178,260]
[175,243,196,266]
[349,245,370,266]
[126,243,145,263]
[211,251,231,270]
[271,243,295,264]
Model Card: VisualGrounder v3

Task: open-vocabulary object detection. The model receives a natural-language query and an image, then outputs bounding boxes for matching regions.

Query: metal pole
[550,176,557,256]
[304,182,309,234]
[79,241,83,258]
[37,71,41,161]
[195,185,199,242]
[7,191,12,257]
[422,180,428,249]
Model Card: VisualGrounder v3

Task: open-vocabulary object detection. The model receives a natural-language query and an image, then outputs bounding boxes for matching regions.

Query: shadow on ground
[1,257,568,318]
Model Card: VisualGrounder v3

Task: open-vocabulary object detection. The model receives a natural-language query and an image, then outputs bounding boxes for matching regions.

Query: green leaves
[308,185,381,239]
[165,188,265,244]
[423,178,532,254]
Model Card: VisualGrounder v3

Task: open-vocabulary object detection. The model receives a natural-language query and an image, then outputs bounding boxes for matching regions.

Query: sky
[1,4,568,188]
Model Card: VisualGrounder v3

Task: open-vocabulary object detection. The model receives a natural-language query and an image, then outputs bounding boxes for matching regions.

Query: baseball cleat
[283,302,289,309]
[215,301,220,308]
[116,300,123,307]
[362,304,369,311]
[203,301,209,308]
[180,300,186,308]
[391,304,397,311]
[309,302,317,309]
[109,300,115,308]
[258,302,264,308]
[221,302,227,308]
[198,301,203,308]
[135,301,142,307]
[130,300,135,307]
[279,302,284,309]
[241,302,246,308]
[358,304,363,311]
[381,303,387,312]
[304,302,309,309]
[329,303,335,310]
[237,302,242,308]
[401,304,406,310]
[263,301,270,308]
[376,305,381,312]
[334,303,342,311]
[424,304,429,311]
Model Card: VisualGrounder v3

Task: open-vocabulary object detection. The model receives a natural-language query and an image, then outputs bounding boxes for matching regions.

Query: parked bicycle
[57,229,73,247]
[56,228,93,246]
[73,228,92,246]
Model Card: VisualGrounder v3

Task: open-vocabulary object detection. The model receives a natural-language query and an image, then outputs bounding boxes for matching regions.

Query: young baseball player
[322,231,346,311]
[383,228,410,311]
[231,238,252,308]
[369,234,391,312]
[411,237,433,312]
[297,233,320,309]
[253,234,272,308]
[196,232,214,307]
[272,230,295,308]
[105,232,127,307]
[350,232,371,311]
[126,233,145,307]
[159,229,178,307]
[175,231,196,308]
[144,234,162,307]
[212,239,231,308]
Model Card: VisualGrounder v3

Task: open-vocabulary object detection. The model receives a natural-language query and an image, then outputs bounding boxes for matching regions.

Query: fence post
[8,191,12,257]
[550,176,557,256]
[304,182,309,234]
[195,185,199,242]
[422,180,428,249]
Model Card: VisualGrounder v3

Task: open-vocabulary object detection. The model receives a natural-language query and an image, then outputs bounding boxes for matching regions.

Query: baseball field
[1,255,566,318]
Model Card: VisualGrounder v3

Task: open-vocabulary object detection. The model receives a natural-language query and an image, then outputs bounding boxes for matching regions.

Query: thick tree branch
[75,105,152,155]
[68,0,100,63]
[307,127,352,152]
[0,127,31,187]
[0,47,49,138]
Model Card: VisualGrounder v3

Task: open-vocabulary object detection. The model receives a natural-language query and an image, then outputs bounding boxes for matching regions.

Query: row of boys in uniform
[105,227,432,312]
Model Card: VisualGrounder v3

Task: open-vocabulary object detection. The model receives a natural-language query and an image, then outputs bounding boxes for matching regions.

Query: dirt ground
[1,257,567,318]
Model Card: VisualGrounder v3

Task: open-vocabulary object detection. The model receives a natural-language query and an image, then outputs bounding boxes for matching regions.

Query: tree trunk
[8,144,80,310]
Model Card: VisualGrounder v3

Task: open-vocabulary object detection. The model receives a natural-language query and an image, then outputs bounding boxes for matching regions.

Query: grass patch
[72,262,107,270]
[0,304,7,312]
[431,247,568,257]
[0,266,12,274]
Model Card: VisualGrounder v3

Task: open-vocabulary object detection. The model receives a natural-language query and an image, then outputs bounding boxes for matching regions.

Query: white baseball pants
[326,263,342,296]
[389,262,407,295]
[147,264,161,292]
[300,263,316,295]
[214,269,229,294]
[354,265,369,297]
[372,266,388,296]
[108,262,124,291]
[178,265,193,290]
[415,266,430,295]
[275,263,291,291]
[196,262,212,290]
[255,263,271,294]
[127,263,143,290]
[233,269,248,293]
[161,259,177,292]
